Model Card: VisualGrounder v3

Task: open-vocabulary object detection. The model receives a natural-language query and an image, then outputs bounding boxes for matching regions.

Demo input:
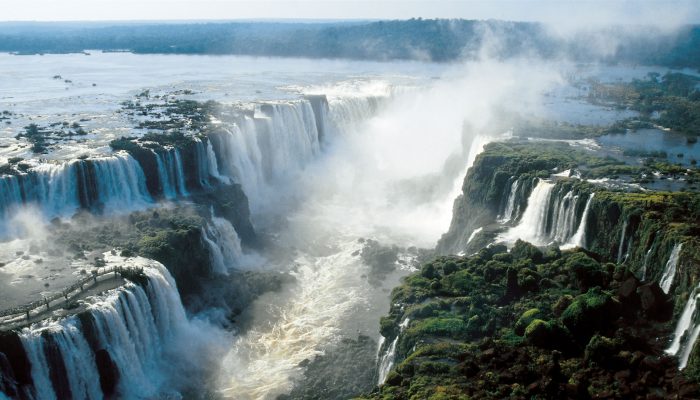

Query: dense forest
[0,19,699,66]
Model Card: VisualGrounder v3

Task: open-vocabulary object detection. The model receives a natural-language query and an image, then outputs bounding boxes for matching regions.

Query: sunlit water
[0,52,687,399]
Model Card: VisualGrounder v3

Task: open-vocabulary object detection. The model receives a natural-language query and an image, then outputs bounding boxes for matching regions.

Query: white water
[91,152,152,209]
[641,247,654,281]
[0,55,581,398]
[617,219,629,264]
[666,285,700,369]
[660,243,684,294]
[0,152,152,235]
[563,193,594,250]
[18,255,220,399]
[208,97,378,212]
[551,191,582,243]
[377,317,410,385]
[202,214,245,274]
[205,139,230,185]
[500,178,594,249]
[217,58,563,399]
[499,178,520,223]
[467,227,484,245]
[500,179,555,245]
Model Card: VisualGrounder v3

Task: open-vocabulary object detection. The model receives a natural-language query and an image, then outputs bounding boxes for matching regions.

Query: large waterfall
[0,93,381,232]
[202,213,244,275]
[152,148,189,199]
[666,284,700,369]
[660,243,684,294]
[499,177,521,224]
[500,179,593,248]
[0,90,387,400]
[12,256,207,400]
[0,153,151,233]
[207,97,379,211]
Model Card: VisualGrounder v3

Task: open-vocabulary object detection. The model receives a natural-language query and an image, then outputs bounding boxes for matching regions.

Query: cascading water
[666,285,700,369]
[91,152,152,210]
[0,152,152,234]
[205,138,229,185]
[617,219,629,264]
[152,148,189,199]
[216,80,501,399]
[207,97,377,211]
[500,179,554,245]
[193,137,212,188]
[564,193,594,250]
[202,213,244,274]
[499,178,520,223]
[641,248,653,281]
[12,256,208,400]
[377,317,410,385]
[660,243,684,294]
[501,179,593,248]
[549,190,581,243]
[467,227,484,245]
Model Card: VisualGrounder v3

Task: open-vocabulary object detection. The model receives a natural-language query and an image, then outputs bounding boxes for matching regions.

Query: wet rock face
[95,349,119,397]
[279,335,378,400]
[362,239,700,400]
[0,331,32,393]
[194,183,258,247]
[42,333,72,400]
[637,282,673,321]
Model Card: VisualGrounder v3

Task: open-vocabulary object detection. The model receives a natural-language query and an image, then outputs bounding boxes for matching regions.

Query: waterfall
[202,213,244,274]
[153,148,189,199]
[641,248,653,281]
[91,152,152,210]
[377,336,398,385]
[467,227,483,245]
[499,178,520,223]
[204,94,385,211]
[617,219,628,264]
[501,179,555,245]
[202,228,226,275]
[377,317,410,385]
[326,96,383,138]
[173,150,188,196]
[0,152,153,231]
[205,138,229,184]
[14,257,195,399]
[550,190,581,243]
[666,285,700,369]
[193,137,211,187]
[564,193,594,249]
[660,243,684,294]
[500,179,593,249]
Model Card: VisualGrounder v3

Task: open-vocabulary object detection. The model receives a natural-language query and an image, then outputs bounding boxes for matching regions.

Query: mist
[1,5,698,398]
[216,51,573,398]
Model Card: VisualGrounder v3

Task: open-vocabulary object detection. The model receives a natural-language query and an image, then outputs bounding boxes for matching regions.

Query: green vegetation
[589,72,700,136]
[391,139,700,399]
[360,245,695,399]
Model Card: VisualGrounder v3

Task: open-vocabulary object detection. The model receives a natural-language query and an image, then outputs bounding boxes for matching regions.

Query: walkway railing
[0,265,144,321]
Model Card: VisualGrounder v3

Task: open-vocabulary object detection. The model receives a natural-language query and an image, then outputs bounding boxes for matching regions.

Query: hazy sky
[2,0,699,25]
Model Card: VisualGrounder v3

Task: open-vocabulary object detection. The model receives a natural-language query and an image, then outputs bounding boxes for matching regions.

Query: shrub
[511,240,544,263]
[514,308,541,335]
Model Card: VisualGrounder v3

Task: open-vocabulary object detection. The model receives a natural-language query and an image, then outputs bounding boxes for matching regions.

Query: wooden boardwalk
[0,265,144,326]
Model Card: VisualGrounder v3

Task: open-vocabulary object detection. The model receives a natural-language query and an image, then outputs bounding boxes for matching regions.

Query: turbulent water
[2,52,688,399]
[667,284,700,369]
[500,179,593,249]
[14,255,220,399]
[660,243,684,294]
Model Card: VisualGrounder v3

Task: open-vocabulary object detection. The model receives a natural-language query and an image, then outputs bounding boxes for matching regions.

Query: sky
[2,0,699,25]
